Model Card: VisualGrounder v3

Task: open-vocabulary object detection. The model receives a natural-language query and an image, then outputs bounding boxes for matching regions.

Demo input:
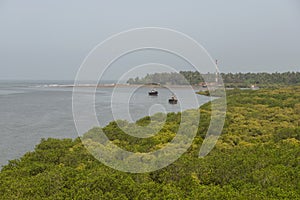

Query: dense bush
[0,86,299,199]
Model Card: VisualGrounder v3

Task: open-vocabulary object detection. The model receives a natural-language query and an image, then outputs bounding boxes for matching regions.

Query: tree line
[127,71,300,87]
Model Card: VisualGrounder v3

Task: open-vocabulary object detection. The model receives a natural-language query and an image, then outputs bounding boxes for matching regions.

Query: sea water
[0,80,211,167]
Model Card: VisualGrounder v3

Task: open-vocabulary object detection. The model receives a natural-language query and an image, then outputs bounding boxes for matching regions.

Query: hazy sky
[0,0,299,80]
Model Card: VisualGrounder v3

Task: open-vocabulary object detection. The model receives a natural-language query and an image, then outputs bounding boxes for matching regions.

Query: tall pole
[215,59,218,84]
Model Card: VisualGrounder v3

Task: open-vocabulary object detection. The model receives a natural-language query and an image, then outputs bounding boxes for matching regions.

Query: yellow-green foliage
[0,86,299,199]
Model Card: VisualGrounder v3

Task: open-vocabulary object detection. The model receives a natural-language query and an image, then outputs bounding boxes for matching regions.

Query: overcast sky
[0,0,299,80]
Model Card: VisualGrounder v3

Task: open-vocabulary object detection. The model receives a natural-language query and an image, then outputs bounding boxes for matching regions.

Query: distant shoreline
[45,83,208,90]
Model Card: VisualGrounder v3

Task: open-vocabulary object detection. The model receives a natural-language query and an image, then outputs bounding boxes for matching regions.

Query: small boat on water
[148,89,158,96]
[168,96,178,104]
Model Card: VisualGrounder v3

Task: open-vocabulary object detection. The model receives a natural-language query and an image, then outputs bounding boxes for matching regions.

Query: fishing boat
[168,96,178,104]
[148,89,158,96]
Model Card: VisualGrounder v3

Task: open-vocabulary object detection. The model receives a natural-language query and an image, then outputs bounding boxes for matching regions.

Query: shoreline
[46,83,208,90]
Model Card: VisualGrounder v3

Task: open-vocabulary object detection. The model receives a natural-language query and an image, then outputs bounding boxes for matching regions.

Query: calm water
[0,80,211,167]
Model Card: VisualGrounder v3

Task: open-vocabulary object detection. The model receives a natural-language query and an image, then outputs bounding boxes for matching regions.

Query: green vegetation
[197,88,226,97]
[1,86,300,199]
[127,71,300,87]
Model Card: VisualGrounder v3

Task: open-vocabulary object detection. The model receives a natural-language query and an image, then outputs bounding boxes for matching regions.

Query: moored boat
[168,96,178,104]
[148,89,158,96]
